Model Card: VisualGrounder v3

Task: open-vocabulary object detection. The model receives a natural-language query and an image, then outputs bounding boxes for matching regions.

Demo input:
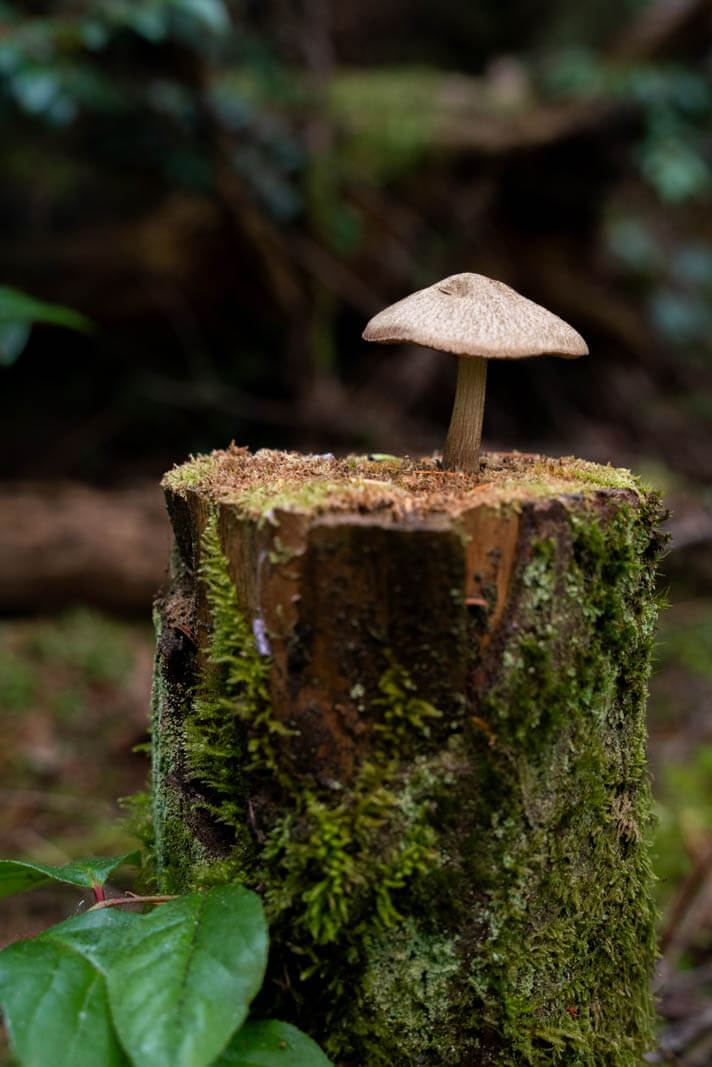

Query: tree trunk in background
[150,447,665,1067]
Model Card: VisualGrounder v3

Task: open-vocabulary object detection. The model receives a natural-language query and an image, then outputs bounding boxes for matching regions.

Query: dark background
[1,2,712,1061]
[2,0,712,483]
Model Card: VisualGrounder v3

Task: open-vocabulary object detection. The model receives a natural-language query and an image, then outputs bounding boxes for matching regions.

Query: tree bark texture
[150,447,666,1067]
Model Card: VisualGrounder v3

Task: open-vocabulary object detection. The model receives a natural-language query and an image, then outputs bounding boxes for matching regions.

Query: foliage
[0,284,91,366]
[654,743,712,906]
[0,851,139,900]
[2,1,712,478]
[540,50,712,202]
[0,1,300,214]
[0,856,332,1067]
[539,45,712,380]
[0,608,154,867]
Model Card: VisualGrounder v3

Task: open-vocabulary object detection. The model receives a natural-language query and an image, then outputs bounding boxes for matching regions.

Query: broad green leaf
[0,851,141,898]
[106,885,268,1067]
[0,936,129,1067]
[215,1020,334,1066]
[0,285,92,332]
[42,907,142,973]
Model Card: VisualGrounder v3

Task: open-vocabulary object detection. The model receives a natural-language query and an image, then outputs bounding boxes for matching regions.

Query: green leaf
[215,1020,334,1066]
[106,885,268,1067]
[0,321,31,366]
[41,907,142,973]
[0,851,141,899]
[0,285,92,331]
[0,285,92,363]
[0,935,129,1067]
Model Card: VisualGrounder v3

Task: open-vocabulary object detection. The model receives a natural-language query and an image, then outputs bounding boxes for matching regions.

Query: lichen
[358,918,462,1063]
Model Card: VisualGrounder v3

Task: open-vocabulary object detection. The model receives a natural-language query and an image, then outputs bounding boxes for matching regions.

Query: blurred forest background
[1,0,712,1062]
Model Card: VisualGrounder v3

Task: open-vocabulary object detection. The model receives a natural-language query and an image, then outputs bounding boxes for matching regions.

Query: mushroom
[362,272,588,474]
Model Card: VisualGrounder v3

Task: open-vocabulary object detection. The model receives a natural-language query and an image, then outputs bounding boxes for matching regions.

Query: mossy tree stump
[150,446,665,1066]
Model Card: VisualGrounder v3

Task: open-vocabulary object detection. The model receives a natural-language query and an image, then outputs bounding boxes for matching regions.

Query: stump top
[163,447,644,521]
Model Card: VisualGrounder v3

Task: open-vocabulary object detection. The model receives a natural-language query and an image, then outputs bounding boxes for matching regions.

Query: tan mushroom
[362,272,588,474]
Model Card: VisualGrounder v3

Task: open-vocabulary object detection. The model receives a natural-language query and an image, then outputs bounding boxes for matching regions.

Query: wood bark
[150,448,665,1066]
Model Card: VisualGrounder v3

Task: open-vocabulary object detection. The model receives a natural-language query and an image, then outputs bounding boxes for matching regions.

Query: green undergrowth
[148,490,666,1065]
[0,607,137,717]
[649,601,712,910]
[0,608,150,861]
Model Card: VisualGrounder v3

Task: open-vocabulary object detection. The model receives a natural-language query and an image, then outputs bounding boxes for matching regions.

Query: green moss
[147,593,221,894]
[120,789,156,891]
[155,784,214,895]
[461,500,664,1066]
[234,479,361,518]
[184,511,277,800]
[372,653,443,752]
[157,512,455,1042]
[150,469,666,1065]
[263,766,439,962]
[168,511,294,889]
[162,452,220,491]
[260,665,447,1015]
[162,448,644,523]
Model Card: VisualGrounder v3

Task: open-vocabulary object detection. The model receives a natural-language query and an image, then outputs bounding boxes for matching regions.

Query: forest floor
[0,478,711,1064]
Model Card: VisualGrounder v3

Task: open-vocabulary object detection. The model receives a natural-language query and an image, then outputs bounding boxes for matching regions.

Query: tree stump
[149,446,665,1067]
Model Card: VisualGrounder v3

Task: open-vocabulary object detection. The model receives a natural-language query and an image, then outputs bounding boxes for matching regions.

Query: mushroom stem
[442,355,488,473]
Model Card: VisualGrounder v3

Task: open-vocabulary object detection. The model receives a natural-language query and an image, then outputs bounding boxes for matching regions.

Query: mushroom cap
[362,272,588,359]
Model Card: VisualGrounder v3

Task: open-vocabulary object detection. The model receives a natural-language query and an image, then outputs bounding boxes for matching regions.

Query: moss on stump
[150,447,666,1066]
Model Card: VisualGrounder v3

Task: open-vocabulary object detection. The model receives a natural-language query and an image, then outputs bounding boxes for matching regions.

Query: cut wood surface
[150,446,665,1066]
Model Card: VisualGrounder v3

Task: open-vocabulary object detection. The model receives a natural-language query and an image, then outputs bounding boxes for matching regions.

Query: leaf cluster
[0,855,332,1067]
[540,48,712,202]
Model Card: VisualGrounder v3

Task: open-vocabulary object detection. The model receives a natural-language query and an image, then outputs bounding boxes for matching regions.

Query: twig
[609,0,712,61]
[659,845,712,954]
[89,894,179,911]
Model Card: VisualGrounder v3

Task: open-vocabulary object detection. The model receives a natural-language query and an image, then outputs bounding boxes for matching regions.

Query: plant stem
[89,894,179,911]
[442,355,487,474]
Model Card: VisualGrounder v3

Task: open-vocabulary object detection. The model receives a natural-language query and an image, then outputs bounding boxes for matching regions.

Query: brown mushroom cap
[362,272,589,359]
